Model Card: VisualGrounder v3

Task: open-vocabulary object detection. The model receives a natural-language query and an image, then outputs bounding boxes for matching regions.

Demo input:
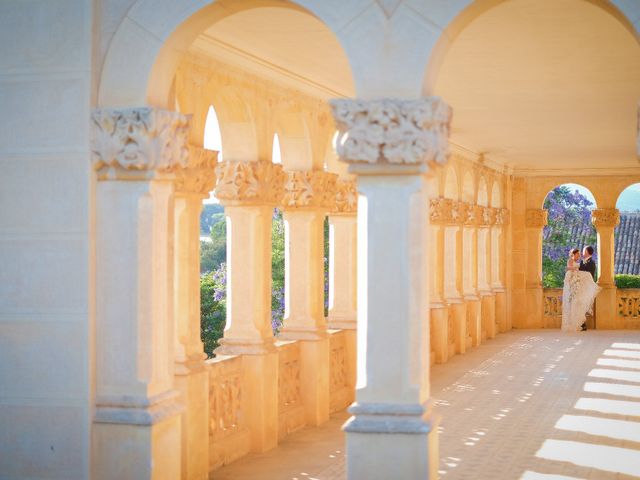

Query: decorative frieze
[214,161,284,206]
[91,107,190,178]
[281,170,338,209]
[525,209,548,228]
[494,208,510,226]
[463,202,477,226]
[330,97,452,166]
[330,179,358,215]
[174,145,218,196]
[430,199,509,227]
[591,208,620,228]
[429,197,458,225]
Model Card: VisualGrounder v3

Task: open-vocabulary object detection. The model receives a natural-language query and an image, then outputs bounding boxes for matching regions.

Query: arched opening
[542,183,597,289]
[615,183,640,283]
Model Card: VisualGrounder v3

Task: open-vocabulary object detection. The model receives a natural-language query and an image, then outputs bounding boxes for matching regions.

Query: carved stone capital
[592,208,620,228]
[462,202,477,226]
[174,146,218,196]
[494,208,510,226]
[214,161,284,206]
[330,179,358,215]
[281,170,338,209]
[429,197,459,225]
[330,97,452,167]
[91,107,190,179]
[526,209,548,228]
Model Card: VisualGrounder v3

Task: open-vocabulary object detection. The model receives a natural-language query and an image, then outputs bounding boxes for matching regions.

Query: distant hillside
[200,204,225,236]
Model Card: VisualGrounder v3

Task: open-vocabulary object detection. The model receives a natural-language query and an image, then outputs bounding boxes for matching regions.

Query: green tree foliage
[200,265,226,356]
[200,219,226,273]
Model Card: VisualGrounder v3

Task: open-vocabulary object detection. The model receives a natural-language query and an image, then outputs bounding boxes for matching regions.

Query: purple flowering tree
[542,186,596,287]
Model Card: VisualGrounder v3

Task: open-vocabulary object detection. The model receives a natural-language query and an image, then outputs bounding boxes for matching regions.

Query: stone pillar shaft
[525,208,548,329]
[91,107,188,479]
[331,97,452,480]
[593,209,620,329]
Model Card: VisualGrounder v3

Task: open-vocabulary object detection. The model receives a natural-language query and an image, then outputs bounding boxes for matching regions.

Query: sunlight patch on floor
[554,414,640,442]
[588,368,640,383]
[520,471,582,480]
[574,397,640,417]
[603,349,640,359]
[583,381,640,398]
[611,342,640,350]
[536,439,640,477]
[596,358,640,370]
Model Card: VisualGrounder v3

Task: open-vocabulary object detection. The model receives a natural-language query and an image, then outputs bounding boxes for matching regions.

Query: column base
[326,315,357,330]
[345,402,439,480]
[446,298,466,355]
[464,296,481,347]
[480,292,496,339]
[430,303,448,364]
[494,289,507,333]
[93,394,183,480]
[174,364,209,480]
[595,286,617,329]
[525,286,543,329]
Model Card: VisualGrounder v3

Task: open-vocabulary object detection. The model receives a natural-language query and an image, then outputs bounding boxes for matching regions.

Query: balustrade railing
[208,355,250,470]
[543,288,563,328]
[617,289,640,323]
[329,330,351,414]
[276,340,305,439]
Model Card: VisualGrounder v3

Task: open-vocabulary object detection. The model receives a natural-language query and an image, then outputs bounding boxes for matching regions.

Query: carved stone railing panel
[617,289,640,319]
[276,341,305,440]
[543,288,563,329]
[207,355,250,471]
[329,330,351,414]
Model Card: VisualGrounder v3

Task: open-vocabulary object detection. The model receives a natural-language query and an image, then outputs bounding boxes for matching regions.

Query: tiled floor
[212,330,640,479]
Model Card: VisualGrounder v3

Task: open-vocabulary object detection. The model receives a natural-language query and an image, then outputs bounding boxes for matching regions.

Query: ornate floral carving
[331,179,358,214]
[618,290,640,318]
[429,197,459,224]
[279,358,301,409]
[463,202,477,226]
[281,170,338,209]
[330,346,347,393]
[174,146,218,196]
[494,208,510,226]
[91,107,190,176]
[214,161,284,205]
[330,97,452,166]
[591,208,620,228]
[525,209,548,228]
[210,372,242,439]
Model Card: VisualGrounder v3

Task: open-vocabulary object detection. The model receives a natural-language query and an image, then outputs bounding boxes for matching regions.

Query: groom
[579,245,596,331]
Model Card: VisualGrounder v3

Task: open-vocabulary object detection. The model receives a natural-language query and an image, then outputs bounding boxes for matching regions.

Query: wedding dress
[561,258,600,332]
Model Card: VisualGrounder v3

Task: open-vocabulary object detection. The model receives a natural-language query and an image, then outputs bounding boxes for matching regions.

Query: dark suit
[579,257,596,280]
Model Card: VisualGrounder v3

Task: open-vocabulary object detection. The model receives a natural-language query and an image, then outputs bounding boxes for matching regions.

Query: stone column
[429,197,449,363]
[91,107,188,479]
[327,178,358,397]
[444,200,467,355]
[462,204,482,347]
[173,146,217,480]
[492,208,509,333]
[331,97,452,480]
[477,206,496,339]
[214,160,285,452]
[279,170,337,426]
[592,208,620,329]
[525,208,548,328]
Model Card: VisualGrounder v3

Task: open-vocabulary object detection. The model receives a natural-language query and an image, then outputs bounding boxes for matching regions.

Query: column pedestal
[494,289,507,333]
[465,296,481,347]
[481,292,496,340]
[430,303,449,364]
[592,210,620,329]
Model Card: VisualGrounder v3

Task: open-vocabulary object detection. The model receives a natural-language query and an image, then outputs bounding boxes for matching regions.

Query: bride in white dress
[561,249,600,332]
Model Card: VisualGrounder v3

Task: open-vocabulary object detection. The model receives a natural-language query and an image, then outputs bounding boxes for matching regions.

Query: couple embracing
[561,246,600,332]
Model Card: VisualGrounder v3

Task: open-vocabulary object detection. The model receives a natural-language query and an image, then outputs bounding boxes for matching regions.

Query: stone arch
[98,0,359,109]
[462,170,474,203]
[444,165,459,199]
[477,176,488,207]
[272,108,314,170]
[422,0,640,93]
[490,179,502,208]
